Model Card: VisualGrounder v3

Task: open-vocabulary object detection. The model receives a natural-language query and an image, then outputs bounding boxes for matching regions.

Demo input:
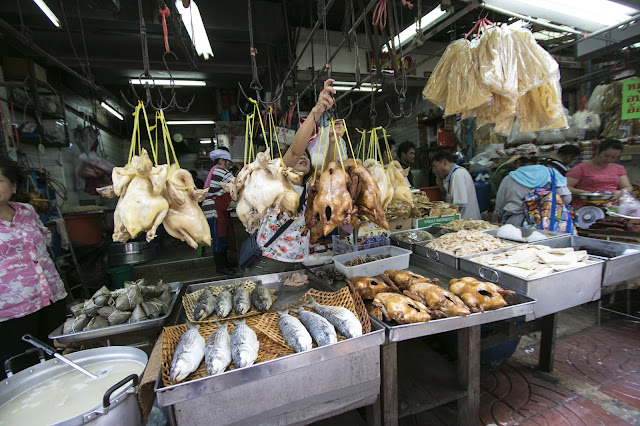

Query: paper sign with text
[622,78,640,120]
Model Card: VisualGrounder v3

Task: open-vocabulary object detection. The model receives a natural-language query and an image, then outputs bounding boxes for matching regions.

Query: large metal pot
[108,241,153,266]
[0,346,147,426]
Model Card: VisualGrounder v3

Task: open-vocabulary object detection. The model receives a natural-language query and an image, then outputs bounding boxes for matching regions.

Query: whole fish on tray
[233,284,251,315]
[230,319,259,368]
[204,321,232,376]
[251,283,273,313]
[292,307,337,347]
[304,297,362,339]
[277,309,313,353]
[170,322,206,382]
[214,289,233,318]
[193,288,216,321]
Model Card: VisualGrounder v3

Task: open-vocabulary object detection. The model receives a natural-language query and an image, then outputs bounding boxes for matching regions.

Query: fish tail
[232,319,246,326]
[303,297,318,309]
[276,309,288,317]
[185,320,200,330]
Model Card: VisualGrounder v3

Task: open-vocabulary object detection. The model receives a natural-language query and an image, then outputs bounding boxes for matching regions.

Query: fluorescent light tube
[33,0,60,28]
[129,79,206,86]
[382,6,449,52]
[333,81,378,87]
[333,86,382,92]
[166,120,215,125]
[200,138,212,144]
[100,102,124,121]
[175,0,214,59]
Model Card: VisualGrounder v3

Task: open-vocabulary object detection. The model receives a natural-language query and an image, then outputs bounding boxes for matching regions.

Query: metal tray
[390,226,453,251]
[364,255,536,342]
[154,270,385,408]
[413,237,522,270]
[482,227,568,243]
[49,282,182,344]
[459,244,604,320]
[531,235,640,287]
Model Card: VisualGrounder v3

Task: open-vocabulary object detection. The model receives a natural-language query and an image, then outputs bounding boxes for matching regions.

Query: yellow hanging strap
[317,125,330,178]
[382,128,393,166]
[253,99,269,158]
[159,110,180,175]
[328,118,347,175]
[139,103,159,167]
[267,106,284,166]
[128,102,143,166]
[355,128,366,161]
[243,108,255,165]
[339,119,357,168]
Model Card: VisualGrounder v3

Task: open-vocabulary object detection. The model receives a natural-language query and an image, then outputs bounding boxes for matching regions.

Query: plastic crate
[331,235,390,255]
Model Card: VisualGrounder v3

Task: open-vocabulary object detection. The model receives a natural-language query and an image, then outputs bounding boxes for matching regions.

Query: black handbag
[238,186,307,269]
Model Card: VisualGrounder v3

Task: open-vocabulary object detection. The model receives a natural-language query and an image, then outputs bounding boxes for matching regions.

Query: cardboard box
[412,214,460,228]
[3,58,47,83]
[387,218,413,233]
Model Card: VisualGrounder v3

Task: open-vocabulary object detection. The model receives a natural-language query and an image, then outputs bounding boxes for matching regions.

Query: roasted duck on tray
[370,292,434,324]
[381,270,441,290]
[448,277,515,313]
[347,276,399,299]
[403,282,471,317]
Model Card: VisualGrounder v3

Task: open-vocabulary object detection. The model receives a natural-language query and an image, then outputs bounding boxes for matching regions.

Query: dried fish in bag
[517,75,568,132]
[115,284,143,311]
[512,28,559,95]
[477,26,519,101]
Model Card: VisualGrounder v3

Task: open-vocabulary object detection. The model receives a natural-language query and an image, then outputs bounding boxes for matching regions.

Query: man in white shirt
[432,149,481,220]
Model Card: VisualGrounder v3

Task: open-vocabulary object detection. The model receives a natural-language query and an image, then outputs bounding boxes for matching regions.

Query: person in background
[201,149,235,275]
[378,136,397,165]
[539,144,581,176]
[397,141,416,186]
[490,148,540,197]
[190,169,204,189]
[566,139,632,209]
[0,157,67,378]
[432,148,481,220]
[495,156,572,226]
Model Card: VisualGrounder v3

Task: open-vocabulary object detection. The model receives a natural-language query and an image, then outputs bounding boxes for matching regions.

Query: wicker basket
[160,317,292,387]
[256,286,371,350]
[182,280,277,324]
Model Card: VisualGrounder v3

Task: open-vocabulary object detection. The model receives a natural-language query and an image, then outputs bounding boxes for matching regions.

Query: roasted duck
[448,277,515,313]
[305,180,325,243]
[347,276,399,300]
[381,269,441,290]
[308,162,357,238]
[404,282,471,317]
[370,293,432,324]
[163,168,212,249]
[344,159,389,230]
[364,159,393,209]
[109,149,169,242]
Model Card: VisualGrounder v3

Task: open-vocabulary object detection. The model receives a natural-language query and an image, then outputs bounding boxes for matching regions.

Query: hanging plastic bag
[618,189,640,218]
[572,110,601,131]
[586,84,608,113]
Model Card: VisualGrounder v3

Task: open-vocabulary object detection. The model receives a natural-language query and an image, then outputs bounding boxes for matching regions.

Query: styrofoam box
[333,246,412,278]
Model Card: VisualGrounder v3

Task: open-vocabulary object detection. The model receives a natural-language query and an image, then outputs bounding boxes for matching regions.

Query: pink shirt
[0,202,67,321]
[566,162,626,209]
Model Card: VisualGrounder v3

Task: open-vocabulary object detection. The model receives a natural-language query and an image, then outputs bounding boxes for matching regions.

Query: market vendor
[243,79,341,276]
[432,148,481,220]
[378,136,397,165]
[0,157,67,378]
[539,144,581,176]
[397,141,416,186]
[566,139,632,209]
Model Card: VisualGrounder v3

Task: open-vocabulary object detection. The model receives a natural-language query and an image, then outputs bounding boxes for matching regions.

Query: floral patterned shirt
[256,184,309,263]
[0,202,67,321]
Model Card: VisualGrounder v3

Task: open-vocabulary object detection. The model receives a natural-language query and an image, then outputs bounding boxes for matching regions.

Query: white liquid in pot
[0,360,143,426]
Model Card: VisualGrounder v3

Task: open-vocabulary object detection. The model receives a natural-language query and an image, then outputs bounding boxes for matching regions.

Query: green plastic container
[107,265,133,289]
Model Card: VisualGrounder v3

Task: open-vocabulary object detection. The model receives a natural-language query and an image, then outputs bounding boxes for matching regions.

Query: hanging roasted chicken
[448,277,515,313]
[347,276,399,299]
[387,161,413,205]
[104,149,169,243]
[364,159,393,209]
[370,292,433,324]
[381,269,441,290]
[344,159,388,230]
[403,282,471,317]
[163,168,212,249]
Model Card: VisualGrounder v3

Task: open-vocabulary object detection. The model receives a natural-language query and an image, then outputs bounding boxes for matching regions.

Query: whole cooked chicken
[347,276,399,299]
[364,159,393,209]
[109,149,169,242]
[387,161,413,205]
[404,282,471,317]
[309,162,357,237]
[448,277,515,313]
[344,159,389,230]
[381,270,441,290]
[371,293,432,324]
[163,168,212,249]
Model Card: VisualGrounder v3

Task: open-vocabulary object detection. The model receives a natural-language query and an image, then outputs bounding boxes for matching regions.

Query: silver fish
[230,319,260,368]
[277,309,313,353]
[170,321,206,382]
[304,297,362,339]
[233,284,251,315]
[204,321,232,376]
[292,306,337,347]
[214,289,233,318]
[193,288,216,321]
[251,283,273,313]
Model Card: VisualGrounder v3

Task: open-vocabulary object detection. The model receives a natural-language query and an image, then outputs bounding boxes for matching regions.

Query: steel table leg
[538,313,557,373]
[457,325,481,426]
[381,342,398,426]
[366,395,382,426]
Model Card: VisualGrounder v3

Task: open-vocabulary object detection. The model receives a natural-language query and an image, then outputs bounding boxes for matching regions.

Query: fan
[576,206,605,229]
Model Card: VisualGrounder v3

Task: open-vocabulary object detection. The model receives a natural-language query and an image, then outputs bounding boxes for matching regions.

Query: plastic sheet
[517,76,568,132]
[477,26,519,101]
[512,28,559,95]
[602,82,622,111]
[587,84,609,113]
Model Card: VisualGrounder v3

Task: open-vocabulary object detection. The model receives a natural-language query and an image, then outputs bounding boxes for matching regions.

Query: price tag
[621,78,640,120]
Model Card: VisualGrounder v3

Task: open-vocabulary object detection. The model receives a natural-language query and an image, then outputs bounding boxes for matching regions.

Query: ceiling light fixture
[333,86,382,92]
[129,78,206,86]
[166,120,215,125]
[332,81,378,87]
[33,0,60,28]
[382,6,450,52]
[199,138,212,144]
[174,0,214,60]
[100,102,124,121]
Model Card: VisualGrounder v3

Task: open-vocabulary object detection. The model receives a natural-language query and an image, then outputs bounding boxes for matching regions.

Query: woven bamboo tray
[182,280,277,324]
[161,316,292,387]
[256,286,372,350]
